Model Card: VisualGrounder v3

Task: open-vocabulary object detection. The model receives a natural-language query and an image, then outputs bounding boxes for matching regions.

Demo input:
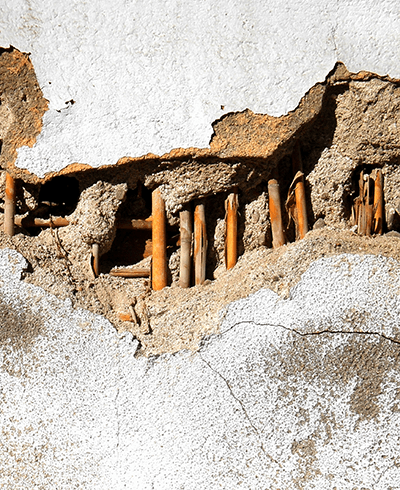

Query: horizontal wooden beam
[14,216,153,230]
[109,268,150,278]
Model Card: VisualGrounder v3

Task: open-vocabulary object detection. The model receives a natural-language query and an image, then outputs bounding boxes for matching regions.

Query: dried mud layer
[2,48,400,355]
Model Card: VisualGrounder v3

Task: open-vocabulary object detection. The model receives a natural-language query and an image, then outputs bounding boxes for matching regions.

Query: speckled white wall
[1,0,399,176]
[2,249,400,489]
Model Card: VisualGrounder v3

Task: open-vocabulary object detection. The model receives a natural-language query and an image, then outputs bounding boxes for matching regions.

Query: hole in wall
[101,229,152,273]
[3,61,400,355]
[38,176,80,217]
[116,182,152,220]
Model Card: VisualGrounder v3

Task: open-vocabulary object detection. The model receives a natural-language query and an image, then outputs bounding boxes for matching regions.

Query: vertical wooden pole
[92,243,100,277]
[357,171,366,235]
[194,203,207,285]
[4,172,16,236]
[292,144,308,239]
[179,209,192,288]
[152,188,167,290]
[268,179,285,248]
[225,190,238,270]
[357,171,375,236]
[373,168,384,235]
[365,175,373,236]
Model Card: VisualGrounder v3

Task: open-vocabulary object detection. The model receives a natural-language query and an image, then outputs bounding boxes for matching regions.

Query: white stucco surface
[2,249,400,489]
[0,0,400,175]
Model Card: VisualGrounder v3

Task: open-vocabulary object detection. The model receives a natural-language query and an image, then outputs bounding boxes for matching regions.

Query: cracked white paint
[0,1,400,175]
[1,249,400,488]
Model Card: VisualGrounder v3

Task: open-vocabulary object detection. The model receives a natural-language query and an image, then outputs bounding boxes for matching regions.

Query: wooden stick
[373,168,384,235]
[357,172,373,236]
[194,203,207,285]
[129,304,138,324]
[225,191,238,269]
[357,171,366,235]
[15,216,69,228]
[179,209,192,287]
[110,268,150,278]
[116,218,153,230]
[292,144,308,239]
[92,243,100,277]
[365,175,373,236]
[14,216,152,230]
[268,179,285,248]
[152,188,167,290]
[4,172,16,236]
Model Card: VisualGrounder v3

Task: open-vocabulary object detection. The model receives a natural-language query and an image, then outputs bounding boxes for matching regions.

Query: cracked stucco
[1,249,400,488]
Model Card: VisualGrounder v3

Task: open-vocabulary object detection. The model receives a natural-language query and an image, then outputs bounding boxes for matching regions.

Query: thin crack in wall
[200,319,400,424]
[199,352,281,468]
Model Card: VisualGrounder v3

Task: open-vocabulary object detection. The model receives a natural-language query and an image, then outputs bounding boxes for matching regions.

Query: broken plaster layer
[2,248,400,488]
[0,1,400,175]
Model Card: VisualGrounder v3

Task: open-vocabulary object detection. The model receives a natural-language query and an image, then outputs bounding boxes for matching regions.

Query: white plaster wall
[2,249,400,489]
[0,0,399,176]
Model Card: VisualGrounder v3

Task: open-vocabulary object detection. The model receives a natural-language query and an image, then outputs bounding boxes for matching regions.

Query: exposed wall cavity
[2,61,400,355]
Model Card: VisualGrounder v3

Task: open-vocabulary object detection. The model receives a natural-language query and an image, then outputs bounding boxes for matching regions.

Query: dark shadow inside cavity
[38,176,80,217]
[295,83,348,226]
[116,181,152,220]
[101,229,152,272]
[99,182,152,273]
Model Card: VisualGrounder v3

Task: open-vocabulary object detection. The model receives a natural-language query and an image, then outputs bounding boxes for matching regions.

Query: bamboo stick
[268,179,285,248]
[92,243,100,277]
[15,216,69,228]
[194,203,207,285]
[373,168,384,235]
[365,175,373,236]
[292,144,308,239]
[357,171,366,235]
[225,191,238,269]
[14,216,152,230]
[4,172,16,236]
[357,172,374,236]
[179,209,192,287]
[118,313,133,322]
[110,268,150,278]
[117,218,153,230]
[152,188,167,290]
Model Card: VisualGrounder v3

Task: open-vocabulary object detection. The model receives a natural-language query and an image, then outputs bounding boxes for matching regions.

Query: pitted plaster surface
[0,1,399,174]
[2,248,400,488]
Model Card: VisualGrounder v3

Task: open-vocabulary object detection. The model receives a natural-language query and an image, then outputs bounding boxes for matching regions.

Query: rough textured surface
[0,1,399,174]
[66,181,127,258]
[3,224,400,357]
[2,248,400,488]
[3,66,400,354]
[2,3,400,486]
[305,77,400,228]
[0,47,47,175]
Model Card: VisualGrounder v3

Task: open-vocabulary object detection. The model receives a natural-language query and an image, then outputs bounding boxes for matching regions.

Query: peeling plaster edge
[6,61,400,185]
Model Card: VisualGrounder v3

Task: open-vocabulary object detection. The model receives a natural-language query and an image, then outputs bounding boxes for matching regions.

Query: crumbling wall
[3,57,400,355]
[304,76,400,229]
